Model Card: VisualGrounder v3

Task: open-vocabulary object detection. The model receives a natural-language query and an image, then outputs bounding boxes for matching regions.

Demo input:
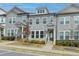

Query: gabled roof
[0,8,6,15]
[58,4,79,14]
[7,6,28,14]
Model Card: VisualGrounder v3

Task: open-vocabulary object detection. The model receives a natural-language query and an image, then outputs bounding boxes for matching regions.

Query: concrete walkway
[0,41,79,56]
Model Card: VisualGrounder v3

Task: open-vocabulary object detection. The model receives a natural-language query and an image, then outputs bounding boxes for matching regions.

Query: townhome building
[0,4,79,45]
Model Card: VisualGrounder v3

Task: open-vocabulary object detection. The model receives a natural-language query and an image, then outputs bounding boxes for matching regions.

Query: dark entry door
[50,31,54,41]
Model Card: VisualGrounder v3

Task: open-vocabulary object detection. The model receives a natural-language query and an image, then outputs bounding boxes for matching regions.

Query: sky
[0,3,70,13]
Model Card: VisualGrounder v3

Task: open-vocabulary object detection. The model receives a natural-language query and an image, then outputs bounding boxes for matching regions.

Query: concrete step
[43,42,53,50]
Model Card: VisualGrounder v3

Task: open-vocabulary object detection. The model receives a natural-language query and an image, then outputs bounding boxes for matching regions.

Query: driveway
[0,49,35,56]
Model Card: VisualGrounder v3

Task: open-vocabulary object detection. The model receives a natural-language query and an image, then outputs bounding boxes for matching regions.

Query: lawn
[8,40,45,48]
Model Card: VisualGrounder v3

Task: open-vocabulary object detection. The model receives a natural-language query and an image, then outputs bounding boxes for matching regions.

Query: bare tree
[23,22,30,40]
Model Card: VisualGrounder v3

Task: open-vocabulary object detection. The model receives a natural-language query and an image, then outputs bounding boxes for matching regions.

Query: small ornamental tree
[23,22,30,40]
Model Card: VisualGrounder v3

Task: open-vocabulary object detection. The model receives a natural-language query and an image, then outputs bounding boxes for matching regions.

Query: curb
[1,45,79,56]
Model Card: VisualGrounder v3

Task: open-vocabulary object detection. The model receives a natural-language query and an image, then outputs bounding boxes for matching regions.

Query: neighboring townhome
[57,4,79,40]
[29,7,56,44]
[5,7,29,39]
[0,8,6,38]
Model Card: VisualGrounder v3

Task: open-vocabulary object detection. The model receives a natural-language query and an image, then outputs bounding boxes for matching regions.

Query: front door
[50,30,54,41]
[47,29,54,42]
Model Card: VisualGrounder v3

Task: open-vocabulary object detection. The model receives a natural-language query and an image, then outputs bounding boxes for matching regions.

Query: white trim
[53,28,56,45]
[21,26,24,39]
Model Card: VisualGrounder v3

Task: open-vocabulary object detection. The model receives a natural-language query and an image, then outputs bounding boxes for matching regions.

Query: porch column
[53,28,56,45]
[21,26,24,39]
[0,29,1,40]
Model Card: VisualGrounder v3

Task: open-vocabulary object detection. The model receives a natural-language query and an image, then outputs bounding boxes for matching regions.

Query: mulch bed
[53,45,79,53]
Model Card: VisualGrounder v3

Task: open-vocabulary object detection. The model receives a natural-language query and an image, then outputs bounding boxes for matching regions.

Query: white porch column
[34,31,36,39]
[0,29,1,40]
[21,26,24,39]
[39,31,40,38]
[53,28,56,45]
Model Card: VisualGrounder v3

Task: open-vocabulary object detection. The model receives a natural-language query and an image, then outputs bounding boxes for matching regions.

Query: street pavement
[0,49,34,56]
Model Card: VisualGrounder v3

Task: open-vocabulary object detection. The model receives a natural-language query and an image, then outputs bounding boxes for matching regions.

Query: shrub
[56,40,79,47]
[30,40,45,44]
[1,36,15,41]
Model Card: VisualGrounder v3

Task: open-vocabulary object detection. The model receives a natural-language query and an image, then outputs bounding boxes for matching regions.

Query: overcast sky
[0,3,71,13]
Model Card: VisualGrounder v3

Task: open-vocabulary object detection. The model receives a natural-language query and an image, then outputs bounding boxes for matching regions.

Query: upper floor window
[36,19,39,24]
[13,17,16,23]
[59,16,70,24]
[39,10,42,13]
[60,17,64,24]
[42,10,45,13]
[9,18,12,24]
[74,16,79,24]
[37,9,45,14]
[9,17,16,24]
[43,18,46,24]
[29,19,32,25]
[0,17,5,23]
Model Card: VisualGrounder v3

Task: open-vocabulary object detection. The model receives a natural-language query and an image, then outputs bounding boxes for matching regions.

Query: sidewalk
[0,41,79,56]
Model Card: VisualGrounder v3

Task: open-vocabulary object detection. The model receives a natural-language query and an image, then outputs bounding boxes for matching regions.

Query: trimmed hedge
[1,36,15,41]
[29,40,45,44]
[56,40,79,47]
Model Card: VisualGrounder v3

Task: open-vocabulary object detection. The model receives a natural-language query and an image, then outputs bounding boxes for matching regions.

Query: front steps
[43,41,53,50]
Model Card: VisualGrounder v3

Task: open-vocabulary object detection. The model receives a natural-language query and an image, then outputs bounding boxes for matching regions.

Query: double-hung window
[7,29,10,36]
[60,16,70,24]
[65,31,70,40]
[13,17,16,24]
[40,31,44,38]
[29,19,32,25]
[60,32,64,40]
[36,31,39,38]
[31,31,34,38]
[74,31,79,40]
[43,18,46,24]
[74,16,79,24]
[36,19,39,24]
[9,17,16,24]
[60,17,64,24]
[65,17,70,24]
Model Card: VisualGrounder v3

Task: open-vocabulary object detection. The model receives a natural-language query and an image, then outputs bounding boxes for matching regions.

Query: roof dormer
[36,7,49,14]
